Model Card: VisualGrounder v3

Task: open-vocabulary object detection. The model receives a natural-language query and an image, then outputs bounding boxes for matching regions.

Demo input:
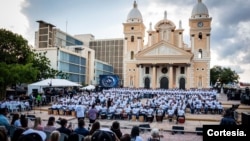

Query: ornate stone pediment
[146,45,183,56]
[136,41,192,58]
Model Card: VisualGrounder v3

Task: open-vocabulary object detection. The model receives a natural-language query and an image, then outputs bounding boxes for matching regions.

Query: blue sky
[1,0,250,83]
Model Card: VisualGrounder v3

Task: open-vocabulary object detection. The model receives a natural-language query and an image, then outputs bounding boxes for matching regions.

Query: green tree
[0,29,39,99]
[31,51,57,80]
[210,65,239,88]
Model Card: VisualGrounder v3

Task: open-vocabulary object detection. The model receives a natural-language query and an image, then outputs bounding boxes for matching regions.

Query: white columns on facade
[140,65,143,87]
[152,65,156,89]
[186,65,190,89]
[169,65,173,89]
[206,35,210,53]
[191,35,195,52]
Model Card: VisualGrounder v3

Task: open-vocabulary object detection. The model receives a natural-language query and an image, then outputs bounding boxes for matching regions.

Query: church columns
[191,34,195,52]
[186,64,190,89]
[169,64,173,89]
[140,65,144,87]
[206,34,210,53]
[152,65,157,89]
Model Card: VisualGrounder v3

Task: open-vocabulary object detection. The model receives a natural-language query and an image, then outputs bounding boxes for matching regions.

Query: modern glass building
[94,60,114,85]
[35,20,114,85]
[59,50,86,83]
[89,39,124,84]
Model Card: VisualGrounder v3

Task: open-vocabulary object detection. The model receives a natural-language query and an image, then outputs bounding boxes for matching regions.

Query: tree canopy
[210,65,239,88]
[0,28,66,99]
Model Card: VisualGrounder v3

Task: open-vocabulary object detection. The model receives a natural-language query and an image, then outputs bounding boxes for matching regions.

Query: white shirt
[75,105,85,118]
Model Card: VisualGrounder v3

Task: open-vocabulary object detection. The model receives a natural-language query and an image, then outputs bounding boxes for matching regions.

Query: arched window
[198,76,202,88]
[198,32,202,40]
[131,51,134,60]
[198,49,202,58]
[131,36,134,42]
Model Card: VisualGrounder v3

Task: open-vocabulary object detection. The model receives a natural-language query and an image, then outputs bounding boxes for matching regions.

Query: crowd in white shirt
[48,88,223,123]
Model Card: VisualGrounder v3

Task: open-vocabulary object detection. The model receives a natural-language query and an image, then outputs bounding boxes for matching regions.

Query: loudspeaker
[241,112,250,125]
[195,127,203,135]
[172,126,184,134]
[139,124,151,132]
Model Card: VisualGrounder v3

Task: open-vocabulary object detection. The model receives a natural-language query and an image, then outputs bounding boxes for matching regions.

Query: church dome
[127,1,143,23]
[191,0,209,18]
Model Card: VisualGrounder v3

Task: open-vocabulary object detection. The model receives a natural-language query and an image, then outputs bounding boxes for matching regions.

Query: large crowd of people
[49,88,223,124]
[0,87,232,141]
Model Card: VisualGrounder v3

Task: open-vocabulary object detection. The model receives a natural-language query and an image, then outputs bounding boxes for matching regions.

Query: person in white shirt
[167,106,175,122]
[75,104,85,121]
[123,104,131,120]
[176,108,185,124]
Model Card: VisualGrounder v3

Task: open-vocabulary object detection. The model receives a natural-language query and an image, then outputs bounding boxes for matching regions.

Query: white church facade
[123,0,212,89]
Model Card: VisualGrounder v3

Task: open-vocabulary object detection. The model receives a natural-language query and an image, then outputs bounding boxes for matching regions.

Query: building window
[145,67,149,74]
[131,36,134,42]
[180,67,185,74]
[131,27,134,30]
[198,32,202,40]
[198,49,202,58]
[198,76,202,87]
[130,51,134,60]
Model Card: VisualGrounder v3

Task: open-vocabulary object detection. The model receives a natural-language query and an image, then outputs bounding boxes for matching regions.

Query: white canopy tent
[27,78,82,95]
[80,84,95,91]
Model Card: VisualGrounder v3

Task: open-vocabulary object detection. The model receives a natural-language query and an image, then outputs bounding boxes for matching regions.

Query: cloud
[4,0,249,82]
[0,0,32,44]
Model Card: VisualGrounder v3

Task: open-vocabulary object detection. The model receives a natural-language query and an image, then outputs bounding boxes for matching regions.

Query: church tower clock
[189,0,212,88]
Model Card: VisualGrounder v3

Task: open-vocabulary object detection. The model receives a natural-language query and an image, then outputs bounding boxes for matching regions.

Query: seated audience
[220,108,237,125]
[147,128,161,141]
[34,117,44,131]
[89,121,100,135]
[110,121,122,139]
[56,118,73,136]
[74,119,89,136]
[49,130,61,141]
[11,113,21,127]
[0,108,10,131]
[44,116,57,132]
[0,127,8,141]
[130,126,143,141]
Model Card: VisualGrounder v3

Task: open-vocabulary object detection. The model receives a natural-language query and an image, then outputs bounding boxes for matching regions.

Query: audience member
[0,108,10,131]
[49,130,61,141]
[56,118,72,136]
[44,116,57,132]
[110,121,122,139]
[33,117,44,131]
[0,127,8,141]
[147,128,160,141]
[120,133,131,141]
[220,108,237,125]
[11,113,21,127]
[74,119,89,136]
[130,126,143,141]
[12,115,29,141]
[84,135,92,141]
[89,121,100,135]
